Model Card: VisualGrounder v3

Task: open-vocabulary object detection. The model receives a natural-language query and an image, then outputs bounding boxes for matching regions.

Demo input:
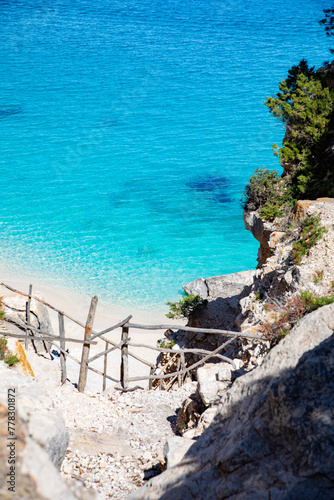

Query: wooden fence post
[25,284,36,352]
[180,352,185,386]
[103,340,108,392]
[78,296,98,392]
[58,312,67,385]
[177,354,182,388]
[148,366,155,390]
[120,326,129,390]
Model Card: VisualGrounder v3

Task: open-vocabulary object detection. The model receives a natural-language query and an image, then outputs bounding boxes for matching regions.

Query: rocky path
[53,381,197,499]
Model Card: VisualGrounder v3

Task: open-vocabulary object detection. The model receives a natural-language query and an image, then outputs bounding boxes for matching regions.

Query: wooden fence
[0,282,266,392]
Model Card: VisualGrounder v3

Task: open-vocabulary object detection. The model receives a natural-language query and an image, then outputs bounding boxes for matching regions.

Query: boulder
[163,436,195,469]
[129,303,334,499]
[175,391,206,436]
[197,363,232,405]
[205,271,255,301]
[182,278,208,299]
[180,271,255,349]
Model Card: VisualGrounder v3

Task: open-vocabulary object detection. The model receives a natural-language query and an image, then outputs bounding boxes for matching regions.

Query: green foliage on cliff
[292,215,327,265]
[301,290,334,312]
[0,338,20,366]
[265,69,334,198]
[244,55,334,220]
[319,5,334,53]
[242,168,295,220]
[166,294,207,319]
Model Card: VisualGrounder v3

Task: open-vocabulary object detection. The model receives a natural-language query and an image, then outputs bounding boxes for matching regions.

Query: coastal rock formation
[243,209,278,266]
[177,271,255,352]
[129,303,334,499]
[196,362,232,405]
[238,198,334,338]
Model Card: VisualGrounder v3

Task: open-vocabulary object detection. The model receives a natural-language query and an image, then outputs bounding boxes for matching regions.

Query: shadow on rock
[129,304,334,499]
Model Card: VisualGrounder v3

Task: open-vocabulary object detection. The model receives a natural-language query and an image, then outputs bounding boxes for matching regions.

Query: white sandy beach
[0,264,185,392]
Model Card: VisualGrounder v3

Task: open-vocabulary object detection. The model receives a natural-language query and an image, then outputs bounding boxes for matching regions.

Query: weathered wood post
[58,312,67,385]
[148,366,155,390]
[25,284,36,352]
[180,351,185,386]
[103,340,108,392]
[177,353,182,388]
[78,296,98,393]
[120,326,129,390]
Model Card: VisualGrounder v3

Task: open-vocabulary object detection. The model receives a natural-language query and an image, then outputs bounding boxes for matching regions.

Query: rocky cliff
[129,303,334,499]
[181,197,334,343]
[238,198,334,339]
[132,196,334,498]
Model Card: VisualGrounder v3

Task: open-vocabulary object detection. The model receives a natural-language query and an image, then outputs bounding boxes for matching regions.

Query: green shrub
[259,201,283,221]
[0,309,4,320]
[265,68,334,199]
[0,338,7,349]
[292,215,327,265]
[0,337,20,366]
[160,339,176,349]
[313,270,324,284]
[261,289,334,344]
[5,355,20,366]
[166,294,207,319]
[301,290,334,313]
[244,52,334,215]
[242,168,283,212]
[242,168,295,221]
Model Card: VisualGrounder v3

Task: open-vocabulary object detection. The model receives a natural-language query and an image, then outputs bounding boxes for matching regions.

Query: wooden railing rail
[124,322,266,341]
[127,342,236,368]
[0,281,265,393]
[89,315,132,341]
[0,327,98,344]
[126,336,236,383]
[87,338,130,364]
[0,282,87,328]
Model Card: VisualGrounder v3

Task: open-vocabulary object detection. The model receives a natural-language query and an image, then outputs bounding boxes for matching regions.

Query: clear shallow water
[0,0,331,308]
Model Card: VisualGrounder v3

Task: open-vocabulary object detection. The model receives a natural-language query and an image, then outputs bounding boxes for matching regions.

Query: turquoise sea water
[0,0,331,308]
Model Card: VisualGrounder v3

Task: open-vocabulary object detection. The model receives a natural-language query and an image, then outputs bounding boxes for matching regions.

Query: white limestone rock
[129,303,334,500]
[163,436,195,469]
[182,278,208,299]
[197,363,232,405]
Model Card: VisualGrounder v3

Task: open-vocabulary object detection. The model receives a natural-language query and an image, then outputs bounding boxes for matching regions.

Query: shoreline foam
[0,263,169,329]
